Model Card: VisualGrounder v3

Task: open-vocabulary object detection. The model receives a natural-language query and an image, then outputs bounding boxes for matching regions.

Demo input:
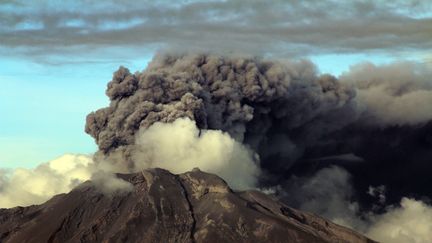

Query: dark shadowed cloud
[1,0,432,58]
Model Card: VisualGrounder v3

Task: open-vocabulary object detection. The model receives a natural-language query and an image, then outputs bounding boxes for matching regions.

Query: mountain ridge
[0,168,377,243]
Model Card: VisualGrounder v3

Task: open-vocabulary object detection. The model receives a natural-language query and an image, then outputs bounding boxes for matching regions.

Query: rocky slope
[0,168,376,243]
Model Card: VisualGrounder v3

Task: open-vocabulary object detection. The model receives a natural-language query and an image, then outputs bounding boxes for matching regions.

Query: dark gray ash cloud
[85,54,358,169]
[85,54,432,213]
[82,54,432,243]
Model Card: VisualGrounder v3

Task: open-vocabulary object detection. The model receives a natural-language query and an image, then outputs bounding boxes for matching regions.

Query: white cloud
[131,118,260,190]
[0,154,93,208]
[367,198,432,243]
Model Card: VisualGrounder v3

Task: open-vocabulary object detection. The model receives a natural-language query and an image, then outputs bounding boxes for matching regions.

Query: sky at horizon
[1,0,431,168]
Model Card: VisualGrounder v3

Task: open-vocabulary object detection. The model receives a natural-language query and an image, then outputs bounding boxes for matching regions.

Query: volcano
[0,168,375,243]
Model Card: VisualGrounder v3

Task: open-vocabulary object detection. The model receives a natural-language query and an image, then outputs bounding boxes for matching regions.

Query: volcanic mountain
[0,168,376,243]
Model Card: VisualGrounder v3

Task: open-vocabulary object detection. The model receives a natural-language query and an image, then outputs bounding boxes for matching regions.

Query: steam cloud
[367,197,432,243]
[96,117,259,190]
[131,118,259,190]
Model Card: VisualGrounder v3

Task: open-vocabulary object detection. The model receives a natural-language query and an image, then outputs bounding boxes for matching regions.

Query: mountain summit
[0,168,375,243]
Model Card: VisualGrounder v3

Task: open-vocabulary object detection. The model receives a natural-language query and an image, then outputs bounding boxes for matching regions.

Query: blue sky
[0,55,152,168]
[1,0,431,168]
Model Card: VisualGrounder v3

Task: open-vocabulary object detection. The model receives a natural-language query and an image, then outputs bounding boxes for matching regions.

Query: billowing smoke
[279,166,366,230]
[98,117,259,190]
[279,166,432,243]
[340,62,432,126]
[85,54,432,199]
[85,53,358,175]
[83,53,432,242]
[131,118,259,189]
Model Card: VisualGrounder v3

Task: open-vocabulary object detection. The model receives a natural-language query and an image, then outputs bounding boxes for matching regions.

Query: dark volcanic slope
[0,169,375,243]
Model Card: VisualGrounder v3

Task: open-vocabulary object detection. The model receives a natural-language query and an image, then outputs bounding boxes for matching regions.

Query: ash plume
[85,54,432,204]
[85,54,358,171]
[83,53,432,242]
